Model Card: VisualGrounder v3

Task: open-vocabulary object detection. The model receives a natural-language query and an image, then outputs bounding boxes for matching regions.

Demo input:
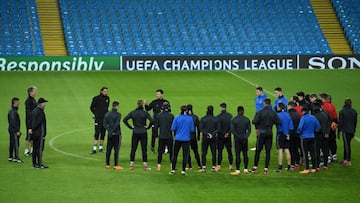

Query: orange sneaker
[263,169,268,175]
[229,165,234,171]
[114,165,124,170]
[215,166,221,172]
[106,165,111,169]
[300,169,310,174]
[129,165,135,170]
[156,165,161,171]
[323,166,328,170]
[231,171,240,176]
[346,161,352,166]
[310,169,317,173]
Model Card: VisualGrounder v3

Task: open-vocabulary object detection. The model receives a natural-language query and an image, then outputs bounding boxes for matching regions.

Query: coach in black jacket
[123,100,153,170]
[338,98,357,166]
[31,98,48,169]
[103,101,122,170]
[90,87,110,154]
[8,97,22,163]
[25,86,37,156]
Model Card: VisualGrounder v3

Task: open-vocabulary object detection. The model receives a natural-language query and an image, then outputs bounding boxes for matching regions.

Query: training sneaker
[144,165,151,171]
[99,148,103,153]
[39,164,48,169]
[169,170,175,175]
[106,165,111,169]
[275,168,282,173]
[198,168,206,173]
[181,171,186,176]
[24,152,30,157]
[164,147,168,154]
[157,165,161,171]
[15,159,24,163]
[251,167,258,173]
[231,171,240,176]
[300,169,310,174]
[323,166,328,170]
[310,169,317,173]
[243,169,249,174]
[215,166,221,172]
[263,169,268,175]
[90,150,96,154]
[129,165,135,170]
[229,165,234,171]
[8,157,13,162]
[114,166,124,170]
[211,167,216,172]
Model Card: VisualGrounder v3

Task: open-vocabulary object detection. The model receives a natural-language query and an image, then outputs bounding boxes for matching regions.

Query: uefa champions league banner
[0,55,359,71]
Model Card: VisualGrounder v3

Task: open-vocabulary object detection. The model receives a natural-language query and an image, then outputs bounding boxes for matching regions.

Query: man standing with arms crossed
[103,101,123,170]
[32,98,48,169]
[251,98,281,175]
[144,89,171,153]
[90,87,110,154]
[24,86,37,156]
[8,97,23,163]
[215,103,233,172]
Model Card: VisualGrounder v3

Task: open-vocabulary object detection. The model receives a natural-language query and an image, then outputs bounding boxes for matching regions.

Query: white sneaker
[181,171,186,176]
[164,147,168,154]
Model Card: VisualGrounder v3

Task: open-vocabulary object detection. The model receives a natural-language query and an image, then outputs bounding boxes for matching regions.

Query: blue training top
[171,114,195,141]
[274,95,288,111]
[297,113,321,139]
[255,93,267,112]
[277,111,293,137]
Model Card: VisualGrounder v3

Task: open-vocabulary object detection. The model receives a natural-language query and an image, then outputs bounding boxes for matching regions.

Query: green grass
[0,70,359,203]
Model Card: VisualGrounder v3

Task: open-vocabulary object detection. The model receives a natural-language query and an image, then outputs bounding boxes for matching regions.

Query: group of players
[88,86,357,175]
[7,86,357,175]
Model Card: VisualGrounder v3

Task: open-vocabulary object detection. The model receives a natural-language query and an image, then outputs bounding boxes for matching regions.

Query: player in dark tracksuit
[155,102,174,171]
[31,98,48,169]
[313,102,331,170]
[24,86,37,156]
[287,101,301,169]
[90,87,110,154]
[103,101,122,170]
[186,104,201,169]
[338,98,357,166]
[144,89,171,153]
[123,100,153,170]
[230,106,251,175]
[251,98,281,175]
[199,105,220,172]
[216,103,233,172]
[8,97,23,163]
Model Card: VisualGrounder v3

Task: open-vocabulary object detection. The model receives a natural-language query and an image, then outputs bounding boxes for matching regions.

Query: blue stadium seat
[59,0,332,56]
[0,0,44,56]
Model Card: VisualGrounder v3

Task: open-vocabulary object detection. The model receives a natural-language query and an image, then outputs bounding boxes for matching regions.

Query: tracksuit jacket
[217,110,232,138]
[313,109,331,135]
[252,106,281,133]
[155,110,174,139]
[338,105,357,134]
[90,93,109,121]
[297,113,321,139]
[171,114,194,141]
[123,107,153,133]
[231,114,251,140]
[103,108,121,137]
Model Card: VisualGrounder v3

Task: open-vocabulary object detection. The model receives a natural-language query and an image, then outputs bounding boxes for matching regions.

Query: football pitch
[0,69,359,202]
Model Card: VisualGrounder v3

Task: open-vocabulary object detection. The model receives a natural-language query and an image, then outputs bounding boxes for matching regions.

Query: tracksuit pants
[289,134,301,166]
[342,132,354,161]
[254,132,272,168]
[158,138,173,164]
[106,134,121,166]
[94,118,106,141]
[172,140,190,171]
[188,139,201,168]
[32,136,45,166]
[234,138,249,170]
[9,130,20,159]
[328,129,337,156]
[315,135,329,167]
[130,133,148,162]
[202,137,217,167]
[217,137,233,166]
[301,138,317,170]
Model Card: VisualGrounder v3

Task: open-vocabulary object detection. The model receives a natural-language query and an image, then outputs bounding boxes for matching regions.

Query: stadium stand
[0,0,44,56]
[332,0,360,54]
[59,0,332,56]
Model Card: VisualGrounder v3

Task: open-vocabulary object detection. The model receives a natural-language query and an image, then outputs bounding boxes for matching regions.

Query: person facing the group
[338,98,357,166]
[90,87,110,154]
[123,100,153,171]
[170,105,194,176]
[251,98,281,175]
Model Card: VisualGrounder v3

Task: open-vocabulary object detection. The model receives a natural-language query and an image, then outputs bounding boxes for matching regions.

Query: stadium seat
[0,0,44,56]
[58,0,331,56]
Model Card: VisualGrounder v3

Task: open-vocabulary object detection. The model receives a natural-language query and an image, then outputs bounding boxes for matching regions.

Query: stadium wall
[0,55,359,71]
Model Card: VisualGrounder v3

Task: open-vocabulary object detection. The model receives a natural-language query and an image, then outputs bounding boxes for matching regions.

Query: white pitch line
[49,127,101,161]
[226,71,276,97]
